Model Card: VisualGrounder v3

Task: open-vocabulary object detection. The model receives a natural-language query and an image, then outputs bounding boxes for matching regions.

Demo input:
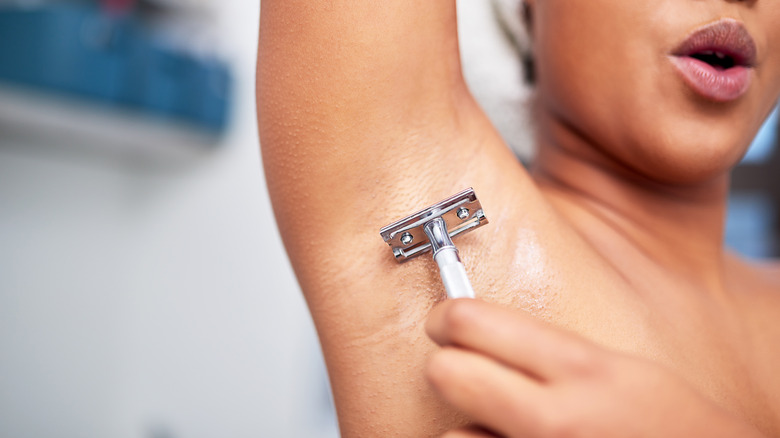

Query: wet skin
[257,0,780,436]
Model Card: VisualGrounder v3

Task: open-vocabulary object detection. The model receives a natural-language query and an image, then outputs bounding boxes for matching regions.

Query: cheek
[755,10,780,108]
[533,0,780,183]
[533,1,666,154]
[534,0,661,98]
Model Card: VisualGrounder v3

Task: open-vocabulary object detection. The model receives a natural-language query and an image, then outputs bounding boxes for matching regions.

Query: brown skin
[256,0,780,437]
[425,299,769,438]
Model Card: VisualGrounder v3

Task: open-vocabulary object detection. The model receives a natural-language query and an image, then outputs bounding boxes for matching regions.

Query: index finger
[426,299,604,381]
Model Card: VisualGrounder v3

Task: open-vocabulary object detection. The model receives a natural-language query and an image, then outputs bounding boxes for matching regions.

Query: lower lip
[669,56,752,102]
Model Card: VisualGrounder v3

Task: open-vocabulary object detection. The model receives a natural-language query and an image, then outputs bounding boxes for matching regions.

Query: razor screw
[400,233,414,246]
[457,207,470,220]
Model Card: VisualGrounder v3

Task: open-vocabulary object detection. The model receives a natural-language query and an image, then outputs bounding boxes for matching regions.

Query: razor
[379,188,489,299]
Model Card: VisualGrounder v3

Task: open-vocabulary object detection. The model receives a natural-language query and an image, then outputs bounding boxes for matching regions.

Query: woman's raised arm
[257,2,542,436]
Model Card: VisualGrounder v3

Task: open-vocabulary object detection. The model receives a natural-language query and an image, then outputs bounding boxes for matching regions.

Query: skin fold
[256,0,780,436]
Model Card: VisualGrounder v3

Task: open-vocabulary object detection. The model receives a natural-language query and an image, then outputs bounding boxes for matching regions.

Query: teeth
[697,50,726,58]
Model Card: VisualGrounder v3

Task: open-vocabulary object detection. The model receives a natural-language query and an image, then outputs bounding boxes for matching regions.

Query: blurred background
[0,1,776,438]
[0,1,338,437]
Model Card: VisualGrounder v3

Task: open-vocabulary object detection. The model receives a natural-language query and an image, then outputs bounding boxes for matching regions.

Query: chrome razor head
[380,188,489,262]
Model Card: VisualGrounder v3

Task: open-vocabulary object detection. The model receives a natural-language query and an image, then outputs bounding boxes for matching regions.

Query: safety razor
[379,188,489,299]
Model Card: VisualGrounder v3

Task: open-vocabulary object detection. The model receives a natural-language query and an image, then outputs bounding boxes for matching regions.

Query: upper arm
[257,0,534,289]
[257,1,545,435]
[257,0,502,239]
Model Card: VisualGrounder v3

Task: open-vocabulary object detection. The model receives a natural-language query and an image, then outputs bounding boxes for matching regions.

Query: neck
[531,112,731,285]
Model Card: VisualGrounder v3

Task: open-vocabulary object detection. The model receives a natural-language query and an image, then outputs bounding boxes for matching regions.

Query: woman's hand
[425,299,765,438]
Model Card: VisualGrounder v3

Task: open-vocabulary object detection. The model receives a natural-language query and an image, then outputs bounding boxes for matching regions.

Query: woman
[257,1,780,436]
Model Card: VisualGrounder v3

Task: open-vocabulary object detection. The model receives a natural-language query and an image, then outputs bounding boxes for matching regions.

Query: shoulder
[732,254,780,289]
[758,261,780,291]
[726,253,780,314]
[763,258,780,275]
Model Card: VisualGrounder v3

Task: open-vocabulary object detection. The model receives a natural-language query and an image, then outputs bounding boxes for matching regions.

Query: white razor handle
[433,247,476,299]
[424,218,476,299]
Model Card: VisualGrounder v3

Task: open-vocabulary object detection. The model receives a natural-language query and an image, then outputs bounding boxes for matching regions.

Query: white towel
[457,0,535,161]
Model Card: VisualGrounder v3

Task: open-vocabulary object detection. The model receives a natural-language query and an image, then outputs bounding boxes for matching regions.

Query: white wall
[0,1,338,437]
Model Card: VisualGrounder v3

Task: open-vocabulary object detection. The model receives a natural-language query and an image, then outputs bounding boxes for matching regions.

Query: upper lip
[671,19,757,68]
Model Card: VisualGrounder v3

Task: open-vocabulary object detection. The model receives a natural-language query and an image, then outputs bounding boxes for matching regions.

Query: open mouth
[670,19,757,102]
[688,50,739,70]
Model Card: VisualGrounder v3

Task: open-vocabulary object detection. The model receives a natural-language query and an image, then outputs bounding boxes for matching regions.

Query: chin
[627,127,749,186]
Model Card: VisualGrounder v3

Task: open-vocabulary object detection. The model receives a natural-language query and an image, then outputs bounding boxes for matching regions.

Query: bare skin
[256,1,780,437]
[425,299,770,438]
